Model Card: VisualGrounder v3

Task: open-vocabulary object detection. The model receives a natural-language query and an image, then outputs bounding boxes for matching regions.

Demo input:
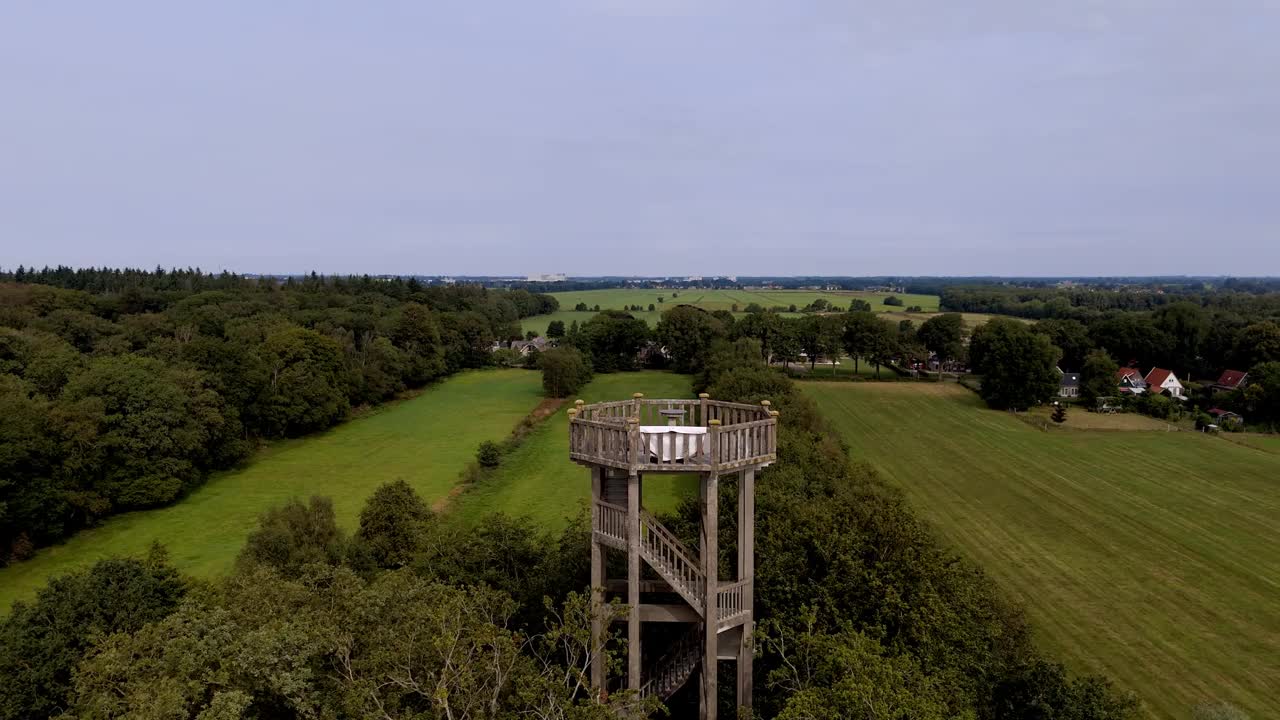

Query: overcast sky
[3,1,1278,277]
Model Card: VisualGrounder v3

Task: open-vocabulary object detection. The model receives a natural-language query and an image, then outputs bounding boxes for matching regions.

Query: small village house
[1211,369,1249,394]
[1144,367,1185,398]
[1058,371,1080,398]
[1116,367,1147,395]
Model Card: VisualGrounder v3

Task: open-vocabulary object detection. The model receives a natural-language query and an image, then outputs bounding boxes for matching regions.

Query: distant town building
[686,275,703,282]
[526,273,567,282]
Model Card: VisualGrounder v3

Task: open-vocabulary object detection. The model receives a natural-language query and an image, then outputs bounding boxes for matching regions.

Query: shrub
[476,440,501,468]
[883,295,905,306]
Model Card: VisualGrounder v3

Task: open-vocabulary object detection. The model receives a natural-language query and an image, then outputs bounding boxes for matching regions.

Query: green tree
[259,326,350,436]
[0,548,184,720]
[572,310,649,372]
[917,313,965,366]
[969,318,1062,410]
[734,310,785,361]
[59,355,234,509]
[1154,302,1209,377]
[237,496,350,577]
[390,303,447,385]
[797,314,841,372]
[540,346,592,398]
[1232,320,1280,368]
[546,319,566,338]
[655,305,727,373]
[1080,349,1120,406]
[883,295,905,307]
[1032,318,1094,370]
[356,480,432,569]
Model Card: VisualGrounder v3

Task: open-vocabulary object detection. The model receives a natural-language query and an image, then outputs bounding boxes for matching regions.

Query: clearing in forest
[0,369,545,612]
[803,381,1280,720]
[452,371,696,529]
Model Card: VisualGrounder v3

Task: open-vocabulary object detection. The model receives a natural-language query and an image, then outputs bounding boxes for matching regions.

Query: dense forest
[0,267,557,564]
[0,327,1140,719]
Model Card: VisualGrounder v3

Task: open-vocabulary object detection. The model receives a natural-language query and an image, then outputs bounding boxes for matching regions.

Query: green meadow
[453,371,696,529]
[0,369,545,612]
[803,381,1280,719]
[521,288,942,336]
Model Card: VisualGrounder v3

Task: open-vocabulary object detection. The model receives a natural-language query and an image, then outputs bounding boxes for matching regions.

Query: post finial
[770,410,780,417]
[760,399,771,407]
[698,392,710,399]
[627,417,640,424]
[575,399,584,406]
[632,392,644,399]
[567,408,578,418]
[708,419,722,427]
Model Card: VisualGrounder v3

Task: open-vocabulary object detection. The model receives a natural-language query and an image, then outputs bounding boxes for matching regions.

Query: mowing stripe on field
[803,382,1280,719]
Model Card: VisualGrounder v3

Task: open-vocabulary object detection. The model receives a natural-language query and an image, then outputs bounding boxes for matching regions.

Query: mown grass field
[521,300,1000,339]
[452,371,696,529]
[0,369,545,612]
[802,382,1280,719]
[551,287,938,313]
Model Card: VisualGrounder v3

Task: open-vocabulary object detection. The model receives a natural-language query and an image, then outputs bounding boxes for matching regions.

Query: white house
[1143,367,1185,399]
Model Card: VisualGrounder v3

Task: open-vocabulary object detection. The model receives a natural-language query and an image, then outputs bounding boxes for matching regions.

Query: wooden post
[737,467,755,711]
[632,392,644,424]
[698,392,710,427]
[702,420,722,720]
[590,465,605,692]
[626,418,642,691]
[575,398,584,421]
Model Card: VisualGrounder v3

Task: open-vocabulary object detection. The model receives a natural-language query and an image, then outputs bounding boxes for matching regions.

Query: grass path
[0,369,544,611]
[453,372,696,530]
[802,382,1280,719]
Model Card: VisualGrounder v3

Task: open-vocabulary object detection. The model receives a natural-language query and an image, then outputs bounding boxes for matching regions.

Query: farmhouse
[1058,372,1080,398]
[1144,367,1185,398]
[1212,369,1249,394]
[1116,367,1147,394]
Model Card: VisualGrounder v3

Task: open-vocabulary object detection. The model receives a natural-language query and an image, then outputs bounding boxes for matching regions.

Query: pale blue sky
[2,1,1278,276]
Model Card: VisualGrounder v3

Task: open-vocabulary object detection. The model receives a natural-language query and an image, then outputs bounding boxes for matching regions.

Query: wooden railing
[569,419,632,467]
[714,418,777,469]
[717,578,751,627]
[569,397,778,472]
[593,500,627,549]
[639,509,705,610]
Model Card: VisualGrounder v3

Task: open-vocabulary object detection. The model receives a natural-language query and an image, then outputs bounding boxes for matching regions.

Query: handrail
[639,509,705,608]
[717,578,751,624]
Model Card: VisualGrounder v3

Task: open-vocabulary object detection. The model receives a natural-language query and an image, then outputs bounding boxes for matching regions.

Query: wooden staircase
[641,624,703,701]
[593,474,751,703]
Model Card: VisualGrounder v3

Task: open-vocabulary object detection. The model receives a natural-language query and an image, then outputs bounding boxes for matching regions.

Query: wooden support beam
[701,465,719,720]
[590,465,605,692]
[627,470,641,691]
[737,467,755,712]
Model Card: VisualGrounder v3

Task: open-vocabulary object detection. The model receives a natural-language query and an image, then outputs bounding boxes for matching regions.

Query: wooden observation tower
[568,393,778,718]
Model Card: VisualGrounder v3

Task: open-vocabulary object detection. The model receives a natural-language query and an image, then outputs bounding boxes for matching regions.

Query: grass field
[521,305,998,338]
[802,382,1280,719]
[453,371,696,530]
[0,369,545,612]
[549,288,939,315]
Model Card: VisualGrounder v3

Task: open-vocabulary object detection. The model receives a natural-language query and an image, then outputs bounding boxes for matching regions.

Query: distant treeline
[0,268,557,564]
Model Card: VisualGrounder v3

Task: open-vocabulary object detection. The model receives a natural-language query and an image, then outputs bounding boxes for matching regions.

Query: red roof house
[1143,367,1185,398]
[1212,370,1249,392]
